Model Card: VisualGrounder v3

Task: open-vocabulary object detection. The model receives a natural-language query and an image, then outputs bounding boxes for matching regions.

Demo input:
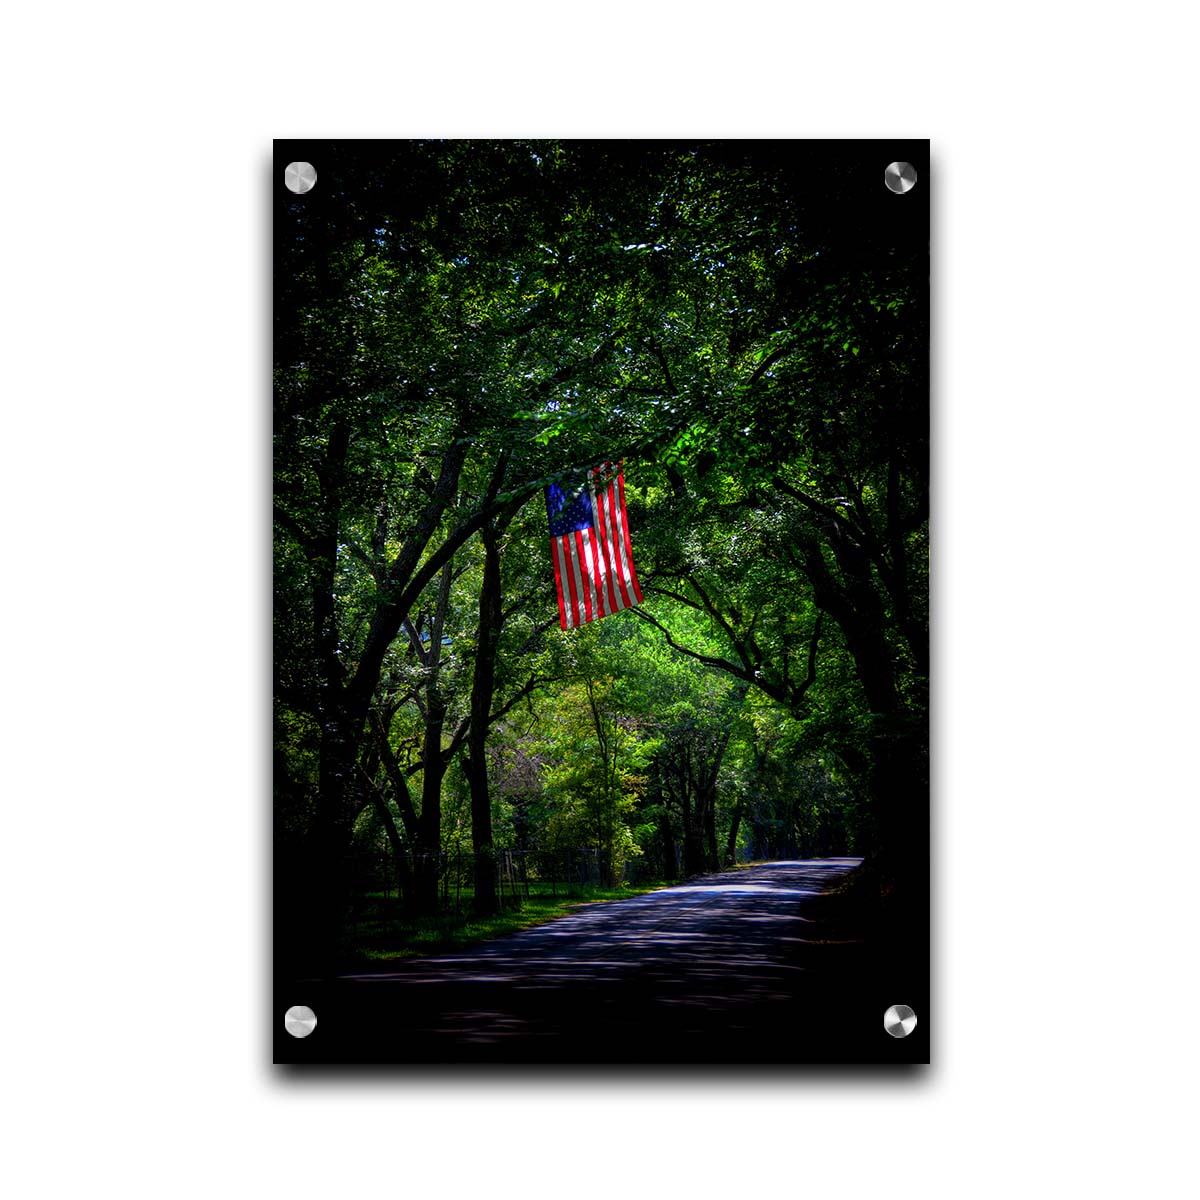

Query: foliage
[274,140,928,969]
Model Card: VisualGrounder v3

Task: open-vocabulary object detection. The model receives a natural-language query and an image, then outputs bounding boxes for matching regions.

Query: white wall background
[2,4,1195,1196]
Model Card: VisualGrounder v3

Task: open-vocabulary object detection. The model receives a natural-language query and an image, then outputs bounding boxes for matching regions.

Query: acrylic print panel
[273,139,929,1065]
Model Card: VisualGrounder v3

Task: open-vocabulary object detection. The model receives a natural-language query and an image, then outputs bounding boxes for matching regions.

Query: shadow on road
[276,859,927,1066]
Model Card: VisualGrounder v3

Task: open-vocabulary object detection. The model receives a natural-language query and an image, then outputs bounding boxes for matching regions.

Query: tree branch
[771,474,868,544]
[489,674,542,725]
[687,575,754,676]
[647,335,678,396]
[273,504,318,555]
[368,711,420,843]
[747,341,795,387]
[795,612,824,704]
[630,609,755,685]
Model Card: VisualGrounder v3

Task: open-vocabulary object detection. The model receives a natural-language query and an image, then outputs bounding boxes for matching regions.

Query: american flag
[545,462,643,629]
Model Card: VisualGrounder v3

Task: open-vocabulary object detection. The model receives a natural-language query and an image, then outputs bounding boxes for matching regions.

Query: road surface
[277,858,926,1065]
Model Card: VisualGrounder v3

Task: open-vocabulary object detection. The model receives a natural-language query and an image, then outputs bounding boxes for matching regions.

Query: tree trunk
[410,562,455,916]
[361,765,414,909]
[704,792,718,873]
[724,802,742,866]
[681,829,706,877]
[466,522,505,916]
[659,806,677,880]
[584,677,618,887]
[289,432,472,975]
[676,748,705,877]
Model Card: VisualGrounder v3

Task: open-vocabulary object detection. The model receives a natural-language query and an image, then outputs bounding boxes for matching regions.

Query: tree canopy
[273,139,928,975]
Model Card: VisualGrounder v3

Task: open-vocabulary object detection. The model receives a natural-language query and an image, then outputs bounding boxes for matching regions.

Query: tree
[275,141,694,963]
[274,140,928,974]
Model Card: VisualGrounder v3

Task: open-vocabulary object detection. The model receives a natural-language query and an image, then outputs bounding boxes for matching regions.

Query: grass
[347,880,671,967]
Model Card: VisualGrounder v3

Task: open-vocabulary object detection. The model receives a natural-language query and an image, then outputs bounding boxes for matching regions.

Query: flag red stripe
[591,469,621,613]
[563,535,581,626]
[581,525,600,618]
[558,535,576,628]
[548,463,641,629]
[585,525,609,618]
[603,472,633,610]
[572,536,588,625]
[551,533,568,630]
[615,467,643,604]
[574,529,593,623]
[568,530,587,625]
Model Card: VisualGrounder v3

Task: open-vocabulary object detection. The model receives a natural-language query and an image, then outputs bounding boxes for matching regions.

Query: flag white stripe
[609,477,636,599]
[615,469,643,603]
[550,465,640,628]
[585,526,609,618]
[554,535,575,628]
[586,474,615,612]
[567,531,586,626]
[597,471,630,610]
[590,475,614,611]
[579,529,600,620]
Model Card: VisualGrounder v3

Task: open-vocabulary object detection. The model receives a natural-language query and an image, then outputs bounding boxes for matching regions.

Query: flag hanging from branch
[545,462,643,630]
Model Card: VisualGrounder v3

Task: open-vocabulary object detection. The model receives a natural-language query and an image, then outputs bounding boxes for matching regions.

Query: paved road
[278,858,923,1065]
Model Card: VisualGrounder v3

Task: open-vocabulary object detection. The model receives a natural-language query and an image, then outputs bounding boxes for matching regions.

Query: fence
[355,845,636,910]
